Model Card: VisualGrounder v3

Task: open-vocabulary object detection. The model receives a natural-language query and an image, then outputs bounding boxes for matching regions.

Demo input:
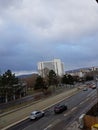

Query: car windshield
[31,113,35,115]
[31,111,38,115]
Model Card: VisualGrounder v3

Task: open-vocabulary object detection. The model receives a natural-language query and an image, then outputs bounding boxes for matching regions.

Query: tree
[48,70,58,86]
[0,70,19,103]
[73,76,79,83]
[61,74,74,85]
[34,76,45,90]
[61,74,68,84]
[67,75,74,85]
[86,75,93,81]
[23,74,38,90]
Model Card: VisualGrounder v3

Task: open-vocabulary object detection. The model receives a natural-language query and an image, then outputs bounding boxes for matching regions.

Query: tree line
[34,70,78,90]
[34,70,94,91]
[0,70,26,103]
[0,69,94,103]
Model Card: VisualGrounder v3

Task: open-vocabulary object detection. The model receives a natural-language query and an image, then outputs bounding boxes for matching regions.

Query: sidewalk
[0,87,82,130]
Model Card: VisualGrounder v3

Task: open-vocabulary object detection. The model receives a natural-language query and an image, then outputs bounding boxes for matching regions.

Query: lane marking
[79,101,84,105]
[87,92,94,97]
[70,107,77,112]
[79,97,91,106]
[85,98,89,102]
[64,107,77,117]
[64,112,70,117]
[44,119,60,130]
[44,124,52,130]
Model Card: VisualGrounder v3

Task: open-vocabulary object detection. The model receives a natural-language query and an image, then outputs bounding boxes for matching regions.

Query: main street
[7,88,97,130]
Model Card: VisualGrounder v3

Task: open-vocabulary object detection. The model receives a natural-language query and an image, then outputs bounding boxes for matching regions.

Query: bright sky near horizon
[0,0,98,75]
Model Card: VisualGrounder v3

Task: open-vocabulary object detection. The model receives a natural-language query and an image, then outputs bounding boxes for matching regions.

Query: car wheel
[34,117,37,120]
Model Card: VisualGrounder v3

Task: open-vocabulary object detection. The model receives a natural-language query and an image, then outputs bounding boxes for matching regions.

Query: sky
[0,0,98,75]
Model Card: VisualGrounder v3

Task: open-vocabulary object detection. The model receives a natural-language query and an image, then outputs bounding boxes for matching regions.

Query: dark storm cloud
[0,0,98,75]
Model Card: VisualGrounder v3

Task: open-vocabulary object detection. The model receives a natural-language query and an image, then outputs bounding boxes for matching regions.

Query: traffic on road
[7,86,97,130]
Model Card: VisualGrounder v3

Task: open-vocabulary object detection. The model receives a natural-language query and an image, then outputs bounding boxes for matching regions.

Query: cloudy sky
[0,0,98,75]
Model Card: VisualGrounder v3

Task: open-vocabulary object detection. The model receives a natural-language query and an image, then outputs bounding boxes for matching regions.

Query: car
[29,110,44,120]
[54,104,67,114]
[90,84,96,89]
[83,88,88,91]
[92,86,96,89]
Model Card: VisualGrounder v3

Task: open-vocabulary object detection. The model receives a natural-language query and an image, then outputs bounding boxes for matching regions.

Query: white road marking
[79,101,84,105]
[44,124,52,130]
[44,119,61,130]
[79,97,90,106]
[70,107,77,112]
[64,107,77,117]
[64,112,70,117]
[85,98,89,101]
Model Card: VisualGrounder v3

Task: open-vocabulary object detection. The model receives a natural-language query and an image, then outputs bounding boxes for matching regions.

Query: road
[7,88,97,130]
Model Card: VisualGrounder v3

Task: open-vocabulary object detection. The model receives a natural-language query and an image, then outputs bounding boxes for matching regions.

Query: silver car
[29,110,44,120]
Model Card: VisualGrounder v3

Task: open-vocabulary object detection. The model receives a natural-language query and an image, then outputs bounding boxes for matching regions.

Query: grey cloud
[0,0,22,8]
[0,0,14,8]
[1,0,98,41]
[0,0,98,74]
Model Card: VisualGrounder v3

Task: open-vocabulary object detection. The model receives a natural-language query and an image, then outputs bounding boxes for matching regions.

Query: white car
[29,110,44,120]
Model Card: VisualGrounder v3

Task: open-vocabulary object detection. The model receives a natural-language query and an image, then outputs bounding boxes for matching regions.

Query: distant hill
[65,67,93,73]
[17,74,32,78]
[17,74,38,79]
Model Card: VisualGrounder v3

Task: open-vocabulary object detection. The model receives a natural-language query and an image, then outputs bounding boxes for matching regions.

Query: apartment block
[38,59,65,77]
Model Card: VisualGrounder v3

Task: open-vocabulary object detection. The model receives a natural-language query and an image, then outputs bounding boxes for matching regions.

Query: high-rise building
[38,59,65,77]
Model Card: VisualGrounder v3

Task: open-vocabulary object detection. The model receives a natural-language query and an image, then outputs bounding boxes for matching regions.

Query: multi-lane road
[7,88,97,130]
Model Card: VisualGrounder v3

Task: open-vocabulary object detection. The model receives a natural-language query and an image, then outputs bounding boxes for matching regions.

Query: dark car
[54,104,67,114]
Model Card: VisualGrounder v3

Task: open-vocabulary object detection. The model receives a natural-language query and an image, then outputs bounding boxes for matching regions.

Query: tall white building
[38,59,65,77]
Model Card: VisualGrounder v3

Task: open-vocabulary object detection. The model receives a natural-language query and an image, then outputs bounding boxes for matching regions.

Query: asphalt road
[7,88,97,130]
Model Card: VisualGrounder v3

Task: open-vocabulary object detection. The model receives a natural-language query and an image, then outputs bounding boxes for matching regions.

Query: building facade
[38,59,65,77]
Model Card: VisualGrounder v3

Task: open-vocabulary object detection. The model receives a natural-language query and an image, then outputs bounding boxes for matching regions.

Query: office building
[38,59,65,77]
